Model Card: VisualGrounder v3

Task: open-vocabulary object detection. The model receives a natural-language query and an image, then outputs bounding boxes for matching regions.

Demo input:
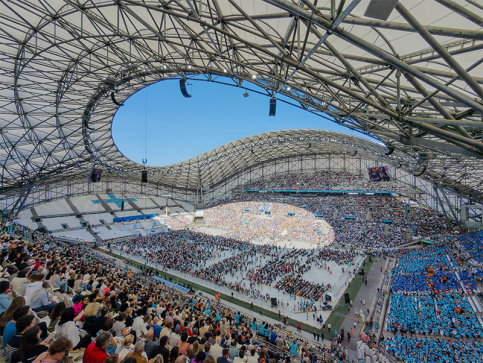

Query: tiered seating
[139,208,163,215]
[92,226,133,240]
[82,213,114,226]
[0,216,348,363]
[460,230,483,264]
[52,229,96,242]
[35,199,74,217]
[34,199,73,217]
[384,238,483,361]
[115,210,141,218]
[15,209,38,230]
[41,216,82,231]
[69,195,106,213]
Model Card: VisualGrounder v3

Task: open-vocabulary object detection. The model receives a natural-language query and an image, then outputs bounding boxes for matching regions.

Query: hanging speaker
[179,79,192,98]
[413,166,426,177]
[364,0,398,20]
[121,201,125,211]
[111,92,124,106]
[142,171,148,183]
[269,97,276,116]
[385,147,395,156]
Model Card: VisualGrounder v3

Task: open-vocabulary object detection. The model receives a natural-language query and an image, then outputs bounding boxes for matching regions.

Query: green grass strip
[98,247,370,341]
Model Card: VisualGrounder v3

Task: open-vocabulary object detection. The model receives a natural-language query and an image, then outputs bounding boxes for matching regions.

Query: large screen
[368,166,390,182]
[90,169,103,183]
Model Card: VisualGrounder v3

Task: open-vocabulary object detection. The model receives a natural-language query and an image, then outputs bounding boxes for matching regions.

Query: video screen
[368,166,390,182]
[90,169,103,183]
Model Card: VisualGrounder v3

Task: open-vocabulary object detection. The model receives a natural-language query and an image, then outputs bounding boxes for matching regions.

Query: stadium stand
[52,229,97,243]
[69,195,109,214]
[41,216,83,232]
[0,213,357,363]
[82,213,115,226]
[34,199,73,218]
[14,209,39,231]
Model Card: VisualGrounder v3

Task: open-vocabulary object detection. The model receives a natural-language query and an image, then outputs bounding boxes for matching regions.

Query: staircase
[95,194,116,215]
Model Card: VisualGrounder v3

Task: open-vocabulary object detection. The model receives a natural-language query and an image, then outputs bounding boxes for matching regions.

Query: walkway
[331,257,388,360]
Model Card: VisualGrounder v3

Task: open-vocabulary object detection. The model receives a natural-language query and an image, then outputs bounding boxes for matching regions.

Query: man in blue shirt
[30,281,56,312]
[3,306,29,348]
[0,280,12,315]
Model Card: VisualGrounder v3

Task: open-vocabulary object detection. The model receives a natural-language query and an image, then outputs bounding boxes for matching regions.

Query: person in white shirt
[132,315,150,338]
[55,307,92,351]
[11,269,30,297]
[91,279,100,292]
[169,325,181,348]
[24,274,45,304]
[233,349,249,363]
[247,348,258,363]
[210,338,224,358]
[98,281,107,297]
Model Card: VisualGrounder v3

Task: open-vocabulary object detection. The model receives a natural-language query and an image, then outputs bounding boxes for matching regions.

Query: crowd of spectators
[383,231,483,362]
[384,334,483,362]
[0,214,356,363]
[242,171,397,192]
[203,202,334,244]
[206,192,451,249]
[109,231,359,303]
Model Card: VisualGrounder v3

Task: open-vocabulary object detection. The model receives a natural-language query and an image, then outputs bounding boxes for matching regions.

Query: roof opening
[112,78,361,167]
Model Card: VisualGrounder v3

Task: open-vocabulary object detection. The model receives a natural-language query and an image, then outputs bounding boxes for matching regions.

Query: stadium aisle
[336,258,387,360]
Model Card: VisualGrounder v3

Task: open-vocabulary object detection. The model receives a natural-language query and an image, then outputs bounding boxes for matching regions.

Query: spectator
[30,281,56,313]
[11,269,30,297]
[48,302,66,333]
[34,337,73,363]
[55,307,92,351]
[11,325,51,362]
[1,302,29,347]
[126,340,149,363]
[144,329,159,359]
[83,331,111,363]
[217,348,230,363]
[0,280,12,315]
[6,314,35,361]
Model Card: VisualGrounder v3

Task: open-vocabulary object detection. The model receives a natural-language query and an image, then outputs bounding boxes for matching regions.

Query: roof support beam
[433,185,458,230]
[434,0,483,27]
[400,136,483,159]
[395,2,483,100]
[224,12,483,40]
[264,0,483,113]
[283,0,361,84]
[403,72,474,140]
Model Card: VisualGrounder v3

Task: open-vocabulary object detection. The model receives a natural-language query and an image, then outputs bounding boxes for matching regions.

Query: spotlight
[251,74,257,79]
[286,86,291,91]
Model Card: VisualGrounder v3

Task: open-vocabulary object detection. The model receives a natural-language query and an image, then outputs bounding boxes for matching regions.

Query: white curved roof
[0,0,481,201]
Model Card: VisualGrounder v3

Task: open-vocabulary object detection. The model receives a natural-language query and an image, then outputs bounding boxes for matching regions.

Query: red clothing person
[82,341,108,363]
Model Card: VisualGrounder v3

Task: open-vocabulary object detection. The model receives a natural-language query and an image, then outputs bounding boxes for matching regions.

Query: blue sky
[112,77,370,166]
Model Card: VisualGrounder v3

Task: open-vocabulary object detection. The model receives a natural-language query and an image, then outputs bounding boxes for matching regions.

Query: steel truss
[0,0,482,212]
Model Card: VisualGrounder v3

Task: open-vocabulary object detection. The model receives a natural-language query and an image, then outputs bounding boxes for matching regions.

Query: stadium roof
[0,0,482,202]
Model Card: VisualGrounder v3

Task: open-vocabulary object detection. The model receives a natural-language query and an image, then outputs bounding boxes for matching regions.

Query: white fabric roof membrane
[0,0,481,202]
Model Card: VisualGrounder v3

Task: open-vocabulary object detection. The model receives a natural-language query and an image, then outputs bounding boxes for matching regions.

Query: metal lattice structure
[0,0,482,213]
